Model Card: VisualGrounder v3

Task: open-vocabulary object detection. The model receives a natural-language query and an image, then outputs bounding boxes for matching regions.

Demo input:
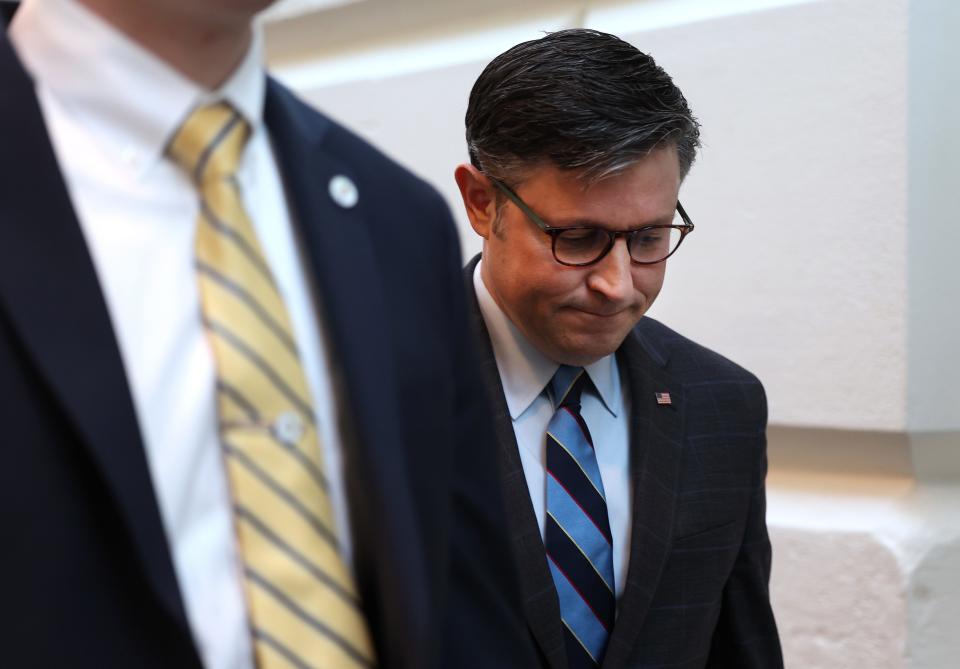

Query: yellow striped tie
[168,102,376,669]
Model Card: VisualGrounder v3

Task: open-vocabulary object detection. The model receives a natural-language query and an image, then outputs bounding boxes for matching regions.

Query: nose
[586,237,633,304]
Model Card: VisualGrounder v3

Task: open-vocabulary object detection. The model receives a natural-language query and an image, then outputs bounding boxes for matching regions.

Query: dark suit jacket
[465,255,783,669]
[0,26,533,669]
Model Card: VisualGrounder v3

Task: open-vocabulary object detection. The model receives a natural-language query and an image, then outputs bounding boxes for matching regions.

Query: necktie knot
[550,365,588,410]
[167,102,250,183]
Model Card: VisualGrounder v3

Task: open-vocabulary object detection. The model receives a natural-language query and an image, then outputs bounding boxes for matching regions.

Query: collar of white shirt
[10,0,266,180]
[473,259,620,421]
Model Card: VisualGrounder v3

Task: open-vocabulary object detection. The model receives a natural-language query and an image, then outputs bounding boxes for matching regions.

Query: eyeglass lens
[553,213,686,266]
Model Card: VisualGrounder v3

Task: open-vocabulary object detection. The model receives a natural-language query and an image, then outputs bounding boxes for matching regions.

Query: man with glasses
[454,29,783,669]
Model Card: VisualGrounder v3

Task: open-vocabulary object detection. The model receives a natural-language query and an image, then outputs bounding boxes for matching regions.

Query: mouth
[568,307,631,319]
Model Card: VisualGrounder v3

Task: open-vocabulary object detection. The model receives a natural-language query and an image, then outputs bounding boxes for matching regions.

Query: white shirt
[473,261,633,600]
[10,2,353,668]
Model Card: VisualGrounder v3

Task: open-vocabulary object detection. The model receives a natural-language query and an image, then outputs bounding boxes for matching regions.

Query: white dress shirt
[473,261,633,600]
[10,2,353,668]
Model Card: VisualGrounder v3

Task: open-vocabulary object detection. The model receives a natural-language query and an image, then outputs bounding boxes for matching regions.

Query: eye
[553,228,610,264]
[633,228,671,247]
[559,228,606,243]
[562,230,596,243]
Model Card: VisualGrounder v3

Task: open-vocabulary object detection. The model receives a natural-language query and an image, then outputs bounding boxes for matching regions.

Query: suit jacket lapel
[463,256,569,669]
[0,32,194,639]
[601,326,684,669]
[264,80,429,667]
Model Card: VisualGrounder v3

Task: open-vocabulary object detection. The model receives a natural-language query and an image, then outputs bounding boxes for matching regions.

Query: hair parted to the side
[465,28,701,185]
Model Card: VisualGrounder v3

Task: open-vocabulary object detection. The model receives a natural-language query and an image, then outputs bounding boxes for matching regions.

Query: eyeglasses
[490,177,694,267]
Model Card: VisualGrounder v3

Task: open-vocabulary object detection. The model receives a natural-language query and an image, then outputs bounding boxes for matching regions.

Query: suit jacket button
[329,174,359,209]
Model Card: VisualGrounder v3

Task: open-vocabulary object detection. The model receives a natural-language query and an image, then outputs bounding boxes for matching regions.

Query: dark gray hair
[465,29,700,185]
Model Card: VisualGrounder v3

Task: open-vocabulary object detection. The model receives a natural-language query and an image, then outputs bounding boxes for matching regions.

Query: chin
[552,336,624,367]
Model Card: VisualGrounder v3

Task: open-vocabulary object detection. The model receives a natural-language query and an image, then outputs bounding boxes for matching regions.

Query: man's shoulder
[633,316,762,390]
[265,77,446,212]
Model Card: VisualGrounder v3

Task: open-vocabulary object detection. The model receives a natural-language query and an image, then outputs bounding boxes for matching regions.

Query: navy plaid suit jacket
[465,255,784,669]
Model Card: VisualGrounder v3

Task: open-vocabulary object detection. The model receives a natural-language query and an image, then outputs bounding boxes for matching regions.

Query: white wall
[264,1,960,666]
[269,0,912,432]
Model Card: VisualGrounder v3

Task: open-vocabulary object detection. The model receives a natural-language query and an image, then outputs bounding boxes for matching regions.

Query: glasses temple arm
[489,178,552,232]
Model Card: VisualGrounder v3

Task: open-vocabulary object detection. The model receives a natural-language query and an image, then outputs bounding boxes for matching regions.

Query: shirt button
[274,411,304,445]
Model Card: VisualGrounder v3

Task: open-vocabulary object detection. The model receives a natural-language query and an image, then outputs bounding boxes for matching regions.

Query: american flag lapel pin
[655,391,672,406]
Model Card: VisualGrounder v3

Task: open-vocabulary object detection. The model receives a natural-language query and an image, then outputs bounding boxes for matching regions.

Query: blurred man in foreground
[0,0,529,666]
[455,29,784,669]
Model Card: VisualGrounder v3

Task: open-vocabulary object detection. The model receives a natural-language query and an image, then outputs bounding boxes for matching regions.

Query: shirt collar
[10,0,266,179]
[473,260,620,421]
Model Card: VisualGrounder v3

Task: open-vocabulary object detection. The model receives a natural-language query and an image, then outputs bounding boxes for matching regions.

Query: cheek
[489,236,575,303]
[510,270,573,317]
[528,267,587,309]
[634,266,667,303]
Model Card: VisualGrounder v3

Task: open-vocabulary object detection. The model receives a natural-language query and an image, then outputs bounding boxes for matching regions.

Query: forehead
[513,146,682,229]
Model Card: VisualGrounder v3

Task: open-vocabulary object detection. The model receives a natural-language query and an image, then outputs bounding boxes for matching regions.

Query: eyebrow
[544,213,677,230]
[491,177,681,231]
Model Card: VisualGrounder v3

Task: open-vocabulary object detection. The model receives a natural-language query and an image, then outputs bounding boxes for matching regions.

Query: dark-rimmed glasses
[490,178,694,267]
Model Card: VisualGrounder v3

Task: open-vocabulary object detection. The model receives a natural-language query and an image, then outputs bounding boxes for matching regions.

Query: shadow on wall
[907,526,960,667]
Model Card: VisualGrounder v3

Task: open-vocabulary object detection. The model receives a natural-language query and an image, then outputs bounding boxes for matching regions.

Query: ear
[454,163,498,240]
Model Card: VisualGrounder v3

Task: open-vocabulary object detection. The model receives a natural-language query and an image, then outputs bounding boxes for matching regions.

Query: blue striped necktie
[545,365,615,668]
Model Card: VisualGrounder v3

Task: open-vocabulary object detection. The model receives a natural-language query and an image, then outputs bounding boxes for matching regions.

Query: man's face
[480,146,681,366]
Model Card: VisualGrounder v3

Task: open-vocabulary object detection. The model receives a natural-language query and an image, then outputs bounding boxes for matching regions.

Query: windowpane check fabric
[545,365,616,668]
[167,102,376,669]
